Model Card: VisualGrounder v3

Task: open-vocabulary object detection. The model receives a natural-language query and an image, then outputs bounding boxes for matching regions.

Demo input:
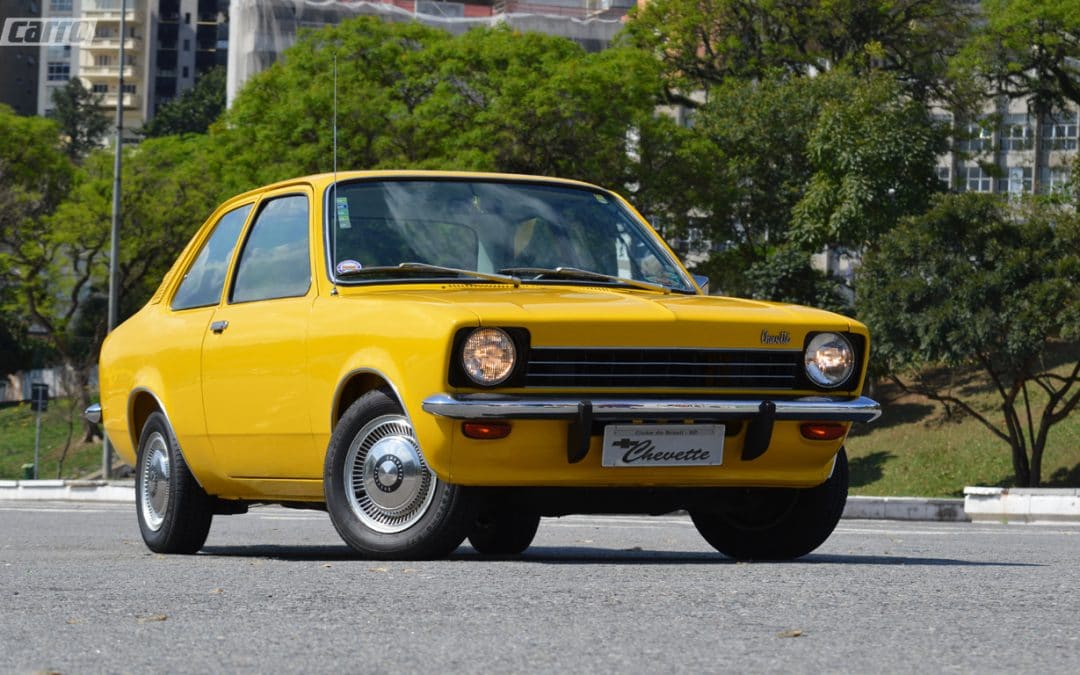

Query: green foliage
[0,400,104,479]
[0,311,31,378]
[47,78,111,161]
[0,105,75,334]
[141,66,227,138]
[846,375,1080,497]
[669,70,941,297]
[857,193,1080,486]
[216,19,664,195]
[2,129,221,440]
[743,245,851,315]
[622,0,971,101]
[791,71,947,250]
[952,0,1080,112]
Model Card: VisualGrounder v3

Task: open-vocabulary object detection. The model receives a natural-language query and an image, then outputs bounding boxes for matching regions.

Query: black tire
[468,508,541,555]
[690,448,849,561]
[324,389,475,560]
[135,411,213,554]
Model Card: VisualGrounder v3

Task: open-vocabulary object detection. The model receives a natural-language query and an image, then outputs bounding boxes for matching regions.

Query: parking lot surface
[2,502,1078,673]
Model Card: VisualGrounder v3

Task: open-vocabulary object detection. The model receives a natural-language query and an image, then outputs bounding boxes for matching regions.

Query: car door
[158,201,254,475]
[201,188,320,479]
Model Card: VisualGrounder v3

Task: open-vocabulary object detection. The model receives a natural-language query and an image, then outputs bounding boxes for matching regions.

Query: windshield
[326,179,694,293]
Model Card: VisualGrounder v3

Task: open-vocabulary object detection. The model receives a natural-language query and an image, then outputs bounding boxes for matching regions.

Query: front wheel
[690,448,849,560]
[135,411,214,554]
[324,389,474,560]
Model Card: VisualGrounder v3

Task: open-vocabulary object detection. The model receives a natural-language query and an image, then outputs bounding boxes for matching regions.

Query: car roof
[235,170,606,201]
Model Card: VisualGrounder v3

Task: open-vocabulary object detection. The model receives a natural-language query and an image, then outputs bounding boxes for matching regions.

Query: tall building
[75,0,150,138]
[33,0,225,136]
[0,0,42,116]
[937,100,1078,198]
[152,0,227,115]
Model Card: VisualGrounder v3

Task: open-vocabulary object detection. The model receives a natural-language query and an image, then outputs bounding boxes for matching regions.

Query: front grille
[525,347,801,389]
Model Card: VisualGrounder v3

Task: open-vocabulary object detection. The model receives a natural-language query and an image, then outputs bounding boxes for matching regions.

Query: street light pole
[103,0,128,480]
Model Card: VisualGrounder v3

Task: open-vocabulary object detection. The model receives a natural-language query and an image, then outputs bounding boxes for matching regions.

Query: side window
[230,195,311,303]
[171,204,252,311]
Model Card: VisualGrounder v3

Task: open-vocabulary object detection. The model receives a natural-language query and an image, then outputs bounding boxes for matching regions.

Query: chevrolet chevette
[87,171,880,560]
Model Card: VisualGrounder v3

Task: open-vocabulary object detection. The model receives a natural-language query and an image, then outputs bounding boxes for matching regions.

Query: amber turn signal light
[800,423,848,441]
[462,421,512,439]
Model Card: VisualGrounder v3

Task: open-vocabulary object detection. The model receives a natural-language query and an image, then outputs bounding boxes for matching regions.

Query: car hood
[342,285,860,349]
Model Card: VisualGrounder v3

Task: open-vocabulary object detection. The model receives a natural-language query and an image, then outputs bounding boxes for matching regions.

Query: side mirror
[692,274,709,294]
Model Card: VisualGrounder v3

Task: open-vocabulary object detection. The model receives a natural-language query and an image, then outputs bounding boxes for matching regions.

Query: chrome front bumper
[422,394,881,423]
[423,393,881,464]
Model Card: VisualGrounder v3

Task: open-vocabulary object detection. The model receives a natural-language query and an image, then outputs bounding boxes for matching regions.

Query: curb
[963,487,1080,524]
[844,495,968,522]
[0,479,135,503]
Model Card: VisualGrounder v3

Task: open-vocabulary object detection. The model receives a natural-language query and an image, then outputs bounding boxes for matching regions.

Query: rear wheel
[468,508,541,555]
[690,448,849,560]
[325,389,474,559]
[135,411,213,554]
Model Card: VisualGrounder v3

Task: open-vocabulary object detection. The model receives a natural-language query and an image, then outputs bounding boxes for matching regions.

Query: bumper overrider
[422,394,881,464]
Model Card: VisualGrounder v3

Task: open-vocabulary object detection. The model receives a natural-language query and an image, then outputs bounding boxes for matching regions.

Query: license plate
[601,424,724,468]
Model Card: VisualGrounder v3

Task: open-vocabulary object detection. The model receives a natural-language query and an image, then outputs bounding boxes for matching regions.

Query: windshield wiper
[498,266,671,294]
[337,262,520,287]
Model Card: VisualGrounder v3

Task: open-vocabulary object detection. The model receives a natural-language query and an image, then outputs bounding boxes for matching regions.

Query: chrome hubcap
[345,415,435,534]
[140,432,170,531]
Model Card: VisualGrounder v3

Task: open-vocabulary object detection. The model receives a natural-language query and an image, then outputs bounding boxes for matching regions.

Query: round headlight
[804,333,855,388]
[462,328,516,386]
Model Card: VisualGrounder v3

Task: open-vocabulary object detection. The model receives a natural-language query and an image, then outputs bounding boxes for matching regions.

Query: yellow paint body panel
[98,171,870,503]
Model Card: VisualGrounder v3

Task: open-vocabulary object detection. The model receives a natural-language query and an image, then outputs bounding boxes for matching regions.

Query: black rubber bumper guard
[566,400,776,464]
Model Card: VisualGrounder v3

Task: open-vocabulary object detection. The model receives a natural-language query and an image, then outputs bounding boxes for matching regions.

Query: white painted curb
[964,487,1080,524]
[0,479,135,503]
[844,495,968,522]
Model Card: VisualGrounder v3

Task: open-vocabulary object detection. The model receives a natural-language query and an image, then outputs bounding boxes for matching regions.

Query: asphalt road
[1,503,1078,674]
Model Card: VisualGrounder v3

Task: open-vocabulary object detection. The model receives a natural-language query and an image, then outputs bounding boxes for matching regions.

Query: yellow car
[87,171,879,560]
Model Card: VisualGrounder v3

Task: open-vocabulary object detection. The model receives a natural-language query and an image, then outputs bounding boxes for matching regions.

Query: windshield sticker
[336,259,363,275]
[336,197,351,229]
[593,193,609,204]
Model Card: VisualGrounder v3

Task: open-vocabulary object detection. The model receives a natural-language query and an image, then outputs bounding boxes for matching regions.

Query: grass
[3,384,1079,495]
[0,400,105,480]
[846,372,1080,498]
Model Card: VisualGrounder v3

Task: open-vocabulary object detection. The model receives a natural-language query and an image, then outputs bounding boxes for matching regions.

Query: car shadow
[199,544,1040,568]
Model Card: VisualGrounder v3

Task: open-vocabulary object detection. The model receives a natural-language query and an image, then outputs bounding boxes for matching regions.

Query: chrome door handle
[210,320,229,334]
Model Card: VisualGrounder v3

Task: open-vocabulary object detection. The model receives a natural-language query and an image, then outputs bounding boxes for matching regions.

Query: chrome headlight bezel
[461,328,517,386]
[803,332,856,389]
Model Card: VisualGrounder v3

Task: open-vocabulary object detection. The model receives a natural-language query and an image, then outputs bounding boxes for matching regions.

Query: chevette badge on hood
[760,329,792,345]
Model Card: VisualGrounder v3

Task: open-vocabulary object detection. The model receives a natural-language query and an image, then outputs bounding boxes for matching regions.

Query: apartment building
[31,0,224,135]
[940,100,1078,198]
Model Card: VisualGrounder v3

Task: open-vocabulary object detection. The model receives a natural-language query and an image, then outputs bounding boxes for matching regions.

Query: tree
[953,0,1080,114]
[791,71,947,250]
[669,73,825,295]
[47,78,111,161]
[743,244,851,316]
[141,66,227,138]
[4,133,222,441]
[659,70,942,299]
[857,193,1080,487]
[622,0,972,102]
